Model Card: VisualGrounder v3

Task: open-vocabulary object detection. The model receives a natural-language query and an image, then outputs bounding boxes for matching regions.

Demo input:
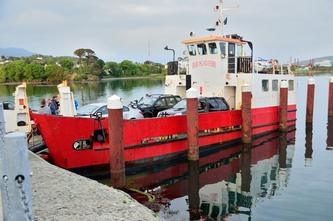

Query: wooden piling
[186,88,199,161]
[107,95,125,188]
[279,80,288,132]
[328,77,333,118]
[306,78,315,124]
[241,84,252,144]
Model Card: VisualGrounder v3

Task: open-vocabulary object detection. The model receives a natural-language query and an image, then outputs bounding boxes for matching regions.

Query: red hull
[31,105,296,169]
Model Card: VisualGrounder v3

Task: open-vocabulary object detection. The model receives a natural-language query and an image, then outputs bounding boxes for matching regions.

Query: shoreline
[0,74,165,86]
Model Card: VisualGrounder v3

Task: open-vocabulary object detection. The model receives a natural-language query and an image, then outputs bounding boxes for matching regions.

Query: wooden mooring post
[306,78,315,124]
[186,88,199,161]
[107,95,125,188]
[279,80,288,132]
[241,84,252,144]
[328,77,333,118]
[0,104,34,221]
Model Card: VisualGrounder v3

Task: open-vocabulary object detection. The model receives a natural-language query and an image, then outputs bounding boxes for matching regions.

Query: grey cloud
[0,0,332,63]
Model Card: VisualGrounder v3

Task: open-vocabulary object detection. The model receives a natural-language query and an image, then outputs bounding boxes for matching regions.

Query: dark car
[133,94,182,118]
[157,97,229,117]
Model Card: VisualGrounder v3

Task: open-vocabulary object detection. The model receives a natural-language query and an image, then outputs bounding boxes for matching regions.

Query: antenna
[213,0,239,35]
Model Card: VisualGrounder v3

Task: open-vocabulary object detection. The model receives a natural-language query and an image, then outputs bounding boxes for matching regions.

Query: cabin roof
[182,36,244,44]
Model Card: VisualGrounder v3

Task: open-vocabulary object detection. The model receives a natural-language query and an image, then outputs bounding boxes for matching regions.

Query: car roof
[145,94,180,98]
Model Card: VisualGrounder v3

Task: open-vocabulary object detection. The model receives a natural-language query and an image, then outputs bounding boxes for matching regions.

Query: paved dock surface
[1,153,163,221]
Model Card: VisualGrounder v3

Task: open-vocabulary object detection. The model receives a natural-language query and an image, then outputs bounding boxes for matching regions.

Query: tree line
[0,48,166,83]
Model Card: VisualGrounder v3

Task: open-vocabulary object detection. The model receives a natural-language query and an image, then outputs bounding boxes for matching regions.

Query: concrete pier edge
[1,152,163,221]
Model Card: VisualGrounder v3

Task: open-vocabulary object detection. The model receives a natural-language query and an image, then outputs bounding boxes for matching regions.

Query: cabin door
[228,43,236,73]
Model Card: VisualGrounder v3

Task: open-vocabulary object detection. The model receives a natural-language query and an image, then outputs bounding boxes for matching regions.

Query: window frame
[262,79,269,92]
[272,79,278,92]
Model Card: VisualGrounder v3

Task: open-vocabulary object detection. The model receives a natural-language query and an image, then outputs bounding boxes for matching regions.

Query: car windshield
[77,104,101,116]
[173,99,186,109]
[139,96,156,106]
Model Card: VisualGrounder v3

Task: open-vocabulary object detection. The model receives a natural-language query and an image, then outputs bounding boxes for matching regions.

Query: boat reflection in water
[327,117,333,150]
[99,131,296,220]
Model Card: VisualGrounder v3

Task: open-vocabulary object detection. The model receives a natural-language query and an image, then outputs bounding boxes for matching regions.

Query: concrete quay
[1,152,163,221]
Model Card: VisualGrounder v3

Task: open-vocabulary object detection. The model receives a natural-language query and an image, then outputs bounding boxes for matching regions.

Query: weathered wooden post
[328,77,333,118]
[241,84,252,144]
[279,80,288,132]
[0,125,34,220]
[107,95,125,188]
[306,78,315,124]
[186,88,199,161]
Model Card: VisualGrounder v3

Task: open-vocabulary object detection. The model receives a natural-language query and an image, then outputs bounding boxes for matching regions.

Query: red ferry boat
[30,1,297,170]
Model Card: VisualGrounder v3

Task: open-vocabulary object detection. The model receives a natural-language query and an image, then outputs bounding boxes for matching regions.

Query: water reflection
[188,161,200,220]
[327,117,333,150]
[96,131,296,221]
[0,78,164,110]
[305,123,313,166]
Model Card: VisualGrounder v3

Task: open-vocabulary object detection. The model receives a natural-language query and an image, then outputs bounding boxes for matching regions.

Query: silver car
[76,103,144,119]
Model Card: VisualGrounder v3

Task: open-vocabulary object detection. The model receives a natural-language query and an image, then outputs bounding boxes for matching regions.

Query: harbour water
[1,75,333,220]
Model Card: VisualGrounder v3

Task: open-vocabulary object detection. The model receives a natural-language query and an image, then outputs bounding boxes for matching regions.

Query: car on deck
[132,94,182,118]
[76,103,144,119]
[157,97,229,117]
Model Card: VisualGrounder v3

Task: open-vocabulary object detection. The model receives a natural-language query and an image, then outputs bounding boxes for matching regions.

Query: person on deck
[38,99,52,115]
[49,96,59,115]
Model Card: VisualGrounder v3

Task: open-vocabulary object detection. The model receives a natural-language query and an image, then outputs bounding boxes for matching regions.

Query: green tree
[59,58,74,70]
[0,66,5,83]
[74,48,86,64]
[120,60,137,76]
[24,63,45,81]
[45,64,65,82]
[104,62,122,77]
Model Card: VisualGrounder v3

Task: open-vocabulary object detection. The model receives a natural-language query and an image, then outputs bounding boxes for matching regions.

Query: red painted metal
[31,105,297,170]
[187,98,199,160]
[279,87,288,132]
[306,84,315,123]
[108,108,125,188]
[329,82,333,118]
[241,91,252,143]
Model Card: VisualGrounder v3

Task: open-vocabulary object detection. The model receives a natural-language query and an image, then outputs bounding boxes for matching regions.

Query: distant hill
[0,47,35,57]
[299,56,333,66]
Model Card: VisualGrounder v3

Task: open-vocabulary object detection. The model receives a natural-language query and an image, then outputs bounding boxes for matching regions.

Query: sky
[0,0,332,63]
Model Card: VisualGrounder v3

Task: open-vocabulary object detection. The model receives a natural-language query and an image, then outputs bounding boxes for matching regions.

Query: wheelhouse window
[262,80,269,92]
[188,45,196,56]
[288,80,294,91]
[208,42,218,54]
[197,43,207,55]
[272,80,278,91]
[219,42,226,56]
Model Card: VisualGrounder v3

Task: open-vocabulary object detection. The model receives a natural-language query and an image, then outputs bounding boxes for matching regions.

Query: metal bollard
[241,84,252,144]
[279,81,289,132]
[107,95,125,188]
[0,131,33,221]
[306,78,315,124]
[186,88,199,161]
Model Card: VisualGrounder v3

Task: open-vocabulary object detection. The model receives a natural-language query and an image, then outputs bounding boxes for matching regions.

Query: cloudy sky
[0,0,332,63]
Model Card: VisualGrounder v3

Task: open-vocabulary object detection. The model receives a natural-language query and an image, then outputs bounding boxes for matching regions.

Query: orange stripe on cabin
[183,36,244,44]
